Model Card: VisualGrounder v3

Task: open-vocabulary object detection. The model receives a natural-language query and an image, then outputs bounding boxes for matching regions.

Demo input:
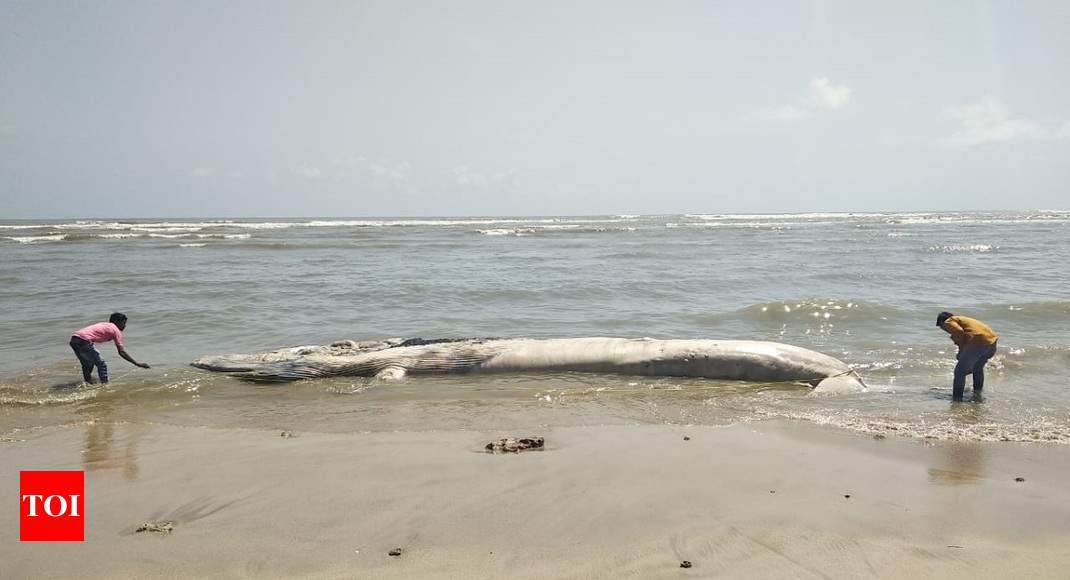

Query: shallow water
[2,211,1069,443]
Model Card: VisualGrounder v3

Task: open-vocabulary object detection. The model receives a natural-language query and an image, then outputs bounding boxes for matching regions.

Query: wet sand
[3,420,1069,579]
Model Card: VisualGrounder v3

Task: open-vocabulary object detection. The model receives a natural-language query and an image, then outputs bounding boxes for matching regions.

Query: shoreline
[4,419,1070,578]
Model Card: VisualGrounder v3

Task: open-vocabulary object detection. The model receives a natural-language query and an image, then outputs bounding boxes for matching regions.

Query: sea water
[2,211,1068,443]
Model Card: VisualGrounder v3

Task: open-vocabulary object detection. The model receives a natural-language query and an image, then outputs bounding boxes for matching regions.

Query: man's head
[109,312,128,330]
[936,311,953,327]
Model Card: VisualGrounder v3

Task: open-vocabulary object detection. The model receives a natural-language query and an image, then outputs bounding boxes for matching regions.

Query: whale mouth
[190,356,259,374]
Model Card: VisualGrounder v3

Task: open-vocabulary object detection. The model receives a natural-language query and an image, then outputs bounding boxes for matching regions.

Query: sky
[2,0,1069,218]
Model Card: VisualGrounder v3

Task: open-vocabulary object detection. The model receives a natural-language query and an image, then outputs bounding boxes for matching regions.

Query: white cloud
[336,156,410,186]
[942,96,1043,147]
[746,106,813,122]
[285,156,413,188]
[806,78,852,110]
[1057,121,1070,141]
[748,77,852,122]
[290,164,324,180]
[879,133,924,147]
[452,166,518,189]
[193,167,245,179]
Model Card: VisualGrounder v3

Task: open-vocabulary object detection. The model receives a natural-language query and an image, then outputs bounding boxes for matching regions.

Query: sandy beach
[4,420,1069,579]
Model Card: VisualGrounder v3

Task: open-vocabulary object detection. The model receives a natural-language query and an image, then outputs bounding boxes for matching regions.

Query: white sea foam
[757,408,1070,444]
[477,225,636,236]
[1,217,644,232]
[928,244,995,253]
[178,243,207,248]
[5,235,66,243]
[686,212,888,221]
[130,227,205,233]
[679,221,810,229]
[195,233,251,240]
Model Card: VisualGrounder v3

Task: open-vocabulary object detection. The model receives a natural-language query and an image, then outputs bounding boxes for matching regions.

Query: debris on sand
[680,560,692,568]
[388,548,403,556]
[683,436,691,441]
[485,437,545,453]
[1015,477,1025,482]
[280,430,296,438]
[135,521,174,535]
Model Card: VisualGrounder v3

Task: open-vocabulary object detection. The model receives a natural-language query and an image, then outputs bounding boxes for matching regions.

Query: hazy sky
[2,1,1068,217]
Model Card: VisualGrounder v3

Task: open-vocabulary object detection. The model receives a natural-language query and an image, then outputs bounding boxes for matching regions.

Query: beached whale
[191,337,866,393]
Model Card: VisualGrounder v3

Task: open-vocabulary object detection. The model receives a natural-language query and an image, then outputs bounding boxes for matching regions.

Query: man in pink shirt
[70,313,150,384]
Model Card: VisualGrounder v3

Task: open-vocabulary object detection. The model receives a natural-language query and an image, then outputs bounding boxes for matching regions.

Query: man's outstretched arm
[117,347,151,369]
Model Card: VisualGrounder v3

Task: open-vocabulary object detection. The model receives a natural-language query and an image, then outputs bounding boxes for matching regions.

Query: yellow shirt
[942,315,998,350]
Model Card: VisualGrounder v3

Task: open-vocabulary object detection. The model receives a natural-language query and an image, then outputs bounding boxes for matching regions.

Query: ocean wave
[980,300,1070,319]
[999,344,1070,369]
[685,212,888,221]
[178,243,207,248]
[4,234,67,243]
[4,213,1069,234]
[889,213,1070,226]
[130,227,206,233]
[927,244,996,253]
[478,229,528,236]
[736,299,902,322]
[756,408,1070,444]
[196,233,251,240]
[0,217,644,233]
[676,221,814,229]
[297,218,638,228]
[4,231,255,243]
[476,226,637,236]
[0,221,126,230]
[841,341,1070,376]
[0,385,103,406]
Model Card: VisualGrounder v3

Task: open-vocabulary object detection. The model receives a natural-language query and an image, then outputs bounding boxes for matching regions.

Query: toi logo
[20,471,84,542]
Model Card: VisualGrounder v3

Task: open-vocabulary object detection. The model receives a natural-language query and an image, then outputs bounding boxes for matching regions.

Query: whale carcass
[191,337,866,393]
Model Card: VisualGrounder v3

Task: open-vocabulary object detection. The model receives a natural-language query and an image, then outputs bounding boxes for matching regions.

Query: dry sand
[3,420,1069,578]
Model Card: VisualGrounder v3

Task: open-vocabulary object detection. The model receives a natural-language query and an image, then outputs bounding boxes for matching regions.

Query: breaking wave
[927,244,997,253]
[477,225,637,236]
[4,234,67,243]
[755,407,1070,444]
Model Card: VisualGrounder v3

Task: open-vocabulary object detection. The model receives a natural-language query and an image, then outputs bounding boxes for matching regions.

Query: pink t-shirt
[73,322,125,348]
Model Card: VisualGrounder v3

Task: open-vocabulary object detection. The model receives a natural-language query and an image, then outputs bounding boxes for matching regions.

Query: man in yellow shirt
[936,311,999,401]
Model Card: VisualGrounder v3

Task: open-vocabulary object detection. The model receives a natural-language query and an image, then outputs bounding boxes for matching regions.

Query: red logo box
[20,470,84,542]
